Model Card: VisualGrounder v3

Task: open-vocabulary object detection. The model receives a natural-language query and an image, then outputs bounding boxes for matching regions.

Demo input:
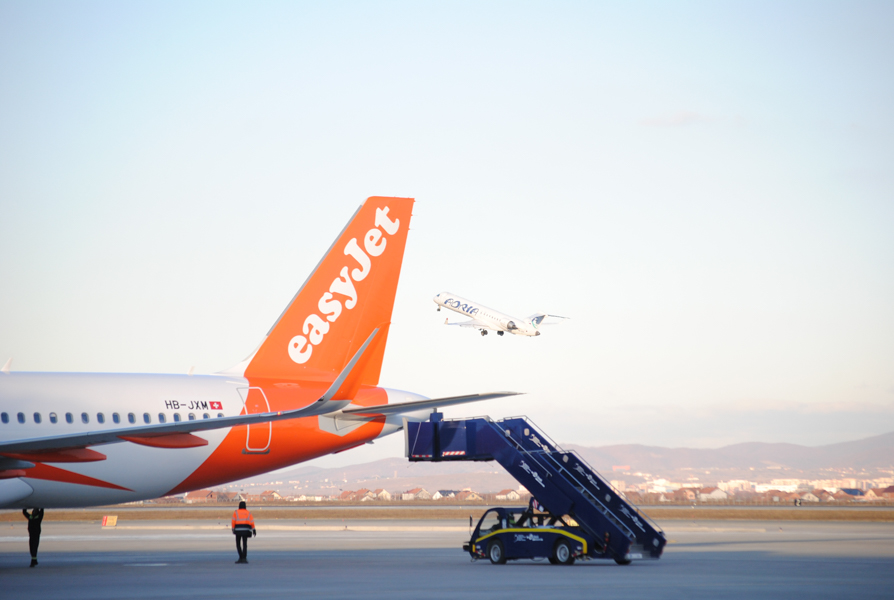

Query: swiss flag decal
[210,401,222,410]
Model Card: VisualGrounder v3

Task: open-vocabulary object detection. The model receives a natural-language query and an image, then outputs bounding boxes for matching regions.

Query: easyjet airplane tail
[244,197,414,387]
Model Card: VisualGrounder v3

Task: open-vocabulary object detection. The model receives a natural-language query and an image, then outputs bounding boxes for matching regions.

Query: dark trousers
[28,528,40,559]
[235,532,250,560]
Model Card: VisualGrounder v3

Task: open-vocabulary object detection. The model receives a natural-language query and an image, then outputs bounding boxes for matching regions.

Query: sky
[1,1,892,468]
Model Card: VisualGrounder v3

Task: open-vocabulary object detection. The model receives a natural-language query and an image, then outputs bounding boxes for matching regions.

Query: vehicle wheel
[553,539,575,565]
[487,539,506,564]
[548,556,559,564]
[614,558,632,566]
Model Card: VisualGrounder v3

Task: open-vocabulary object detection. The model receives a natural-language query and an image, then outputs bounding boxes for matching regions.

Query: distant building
[698,487,729,502]
[184,489,234,503]
[456,490,483,502]
[373,489,392,501]
[863,488,894,501]
[495,489,521,501]
[673,488,697,502]
[718,480,755,493]
[836,488,864,501]
[402,487,431,501]
[297,494,324,502]
[764,491,801,503]
[813,489,836,502]
[352,489,374,501]
[184,489,215,503]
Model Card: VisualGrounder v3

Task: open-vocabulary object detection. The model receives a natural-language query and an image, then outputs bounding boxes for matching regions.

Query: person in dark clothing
[22,508,44,567]
[231,501,256,564]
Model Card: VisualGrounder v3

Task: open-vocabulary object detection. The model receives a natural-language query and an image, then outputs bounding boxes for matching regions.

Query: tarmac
[1,518,893,599]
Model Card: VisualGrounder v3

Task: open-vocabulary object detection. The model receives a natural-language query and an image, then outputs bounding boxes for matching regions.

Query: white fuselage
[433,292,540,336]
[0,372,428,508]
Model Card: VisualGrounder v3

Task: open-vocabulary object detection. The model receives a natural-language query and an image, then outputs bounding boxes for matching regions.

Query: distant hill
[225,431,894,495]
[565,431,894,474]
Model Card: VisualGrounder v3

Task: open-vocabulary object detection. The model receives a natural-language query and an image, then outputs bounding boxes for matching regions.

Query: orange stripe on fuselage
[166,387,388,495]
[24,463,133,491]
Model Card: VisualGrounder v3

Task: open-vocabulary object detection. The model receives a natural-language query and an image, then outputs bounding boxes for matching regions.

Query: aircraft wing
[445,318,495,330]
[338,392,522,420]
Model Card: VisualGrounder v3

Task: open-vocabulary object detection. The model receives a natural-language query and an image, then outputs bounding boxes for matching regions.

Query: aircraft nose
[535,331,541,336]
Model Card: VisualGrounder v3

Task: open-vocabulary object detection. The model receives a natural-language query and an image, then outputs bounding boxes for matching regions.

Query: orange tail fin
[244,197,414,385]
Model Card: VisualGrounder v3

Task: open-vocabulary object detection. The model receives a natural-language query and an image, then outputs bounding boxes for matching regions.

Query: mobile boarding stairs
[405,414,666,562]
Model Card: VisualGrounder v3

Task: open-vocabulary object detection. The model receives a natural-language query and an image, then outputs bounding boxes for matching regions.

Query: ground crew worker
[22,507,44,567]
[231,501,256,563]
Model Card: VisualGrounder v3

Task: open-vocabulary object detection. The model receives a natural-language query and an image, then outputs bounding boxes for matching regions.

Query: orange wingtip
[246,197,414,387]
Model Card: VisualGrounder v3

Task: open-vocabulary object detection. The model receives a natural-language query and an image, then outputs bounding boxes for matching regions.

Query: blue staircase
[406,414,666,560]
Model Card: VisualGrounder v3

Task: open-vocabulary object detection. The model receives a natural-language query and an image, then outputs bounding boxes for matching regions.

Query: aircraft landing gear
[497,331,504,336]
[480,330,488,336]
[437,307,440,312]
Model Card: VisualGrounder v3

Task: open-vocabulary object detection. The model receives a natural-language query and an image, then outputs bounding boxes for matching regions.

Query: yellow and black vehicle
[464,505,624,566]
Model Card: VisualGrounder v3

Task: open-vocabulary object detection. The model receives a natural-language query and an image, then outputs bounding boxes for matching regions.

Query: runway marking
[124,563,169,567]
[662,527,767,533]
[112,525,469,532]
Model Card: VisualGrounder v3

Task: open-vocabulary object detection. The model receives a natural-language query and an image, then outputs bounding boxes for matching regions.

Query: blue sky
[1,1,892,466]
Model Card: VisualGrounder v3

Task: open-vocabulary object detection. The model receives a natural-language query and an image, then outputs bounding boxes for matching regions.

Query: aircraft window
[33,412,42,424]
[1,412,8,424]
[143,413,151,424]
[128,413,136,424]
[173,413,181,422]
[188,413,196,421]
[66,412,74,424]
[217,413,224,418]
[81,412,89,424]
[18,412,26,424]
[202,413,210,419]
[158,413,166,423]
[112,413,120,424]
[97,413,105,424]
[49,412,58,424]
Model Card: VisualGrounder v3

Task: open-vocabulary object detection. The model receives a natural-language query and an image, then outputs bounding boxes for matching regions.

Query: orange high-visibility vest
[231,508,255,531]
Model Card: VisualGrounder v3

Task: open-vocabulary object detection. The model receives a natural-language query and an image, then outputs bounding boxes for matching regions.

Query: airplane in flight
[434,292,569,336]
[0,197,517,509]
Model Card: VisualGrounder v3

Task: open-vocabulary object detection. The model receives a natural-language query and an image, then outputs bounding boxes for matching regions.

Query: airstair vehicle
[405,413,666,564]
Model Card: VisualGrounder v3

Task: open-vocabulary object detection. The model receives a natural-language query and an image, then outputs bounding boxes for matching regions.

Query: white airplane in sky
[0,197,517,509]
[433,292,569,337]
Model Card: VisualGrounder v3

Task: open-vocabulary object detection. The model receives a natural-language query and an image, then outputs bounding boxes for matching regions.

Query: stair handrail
[504,415,664,535]
[483,418,637,542]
